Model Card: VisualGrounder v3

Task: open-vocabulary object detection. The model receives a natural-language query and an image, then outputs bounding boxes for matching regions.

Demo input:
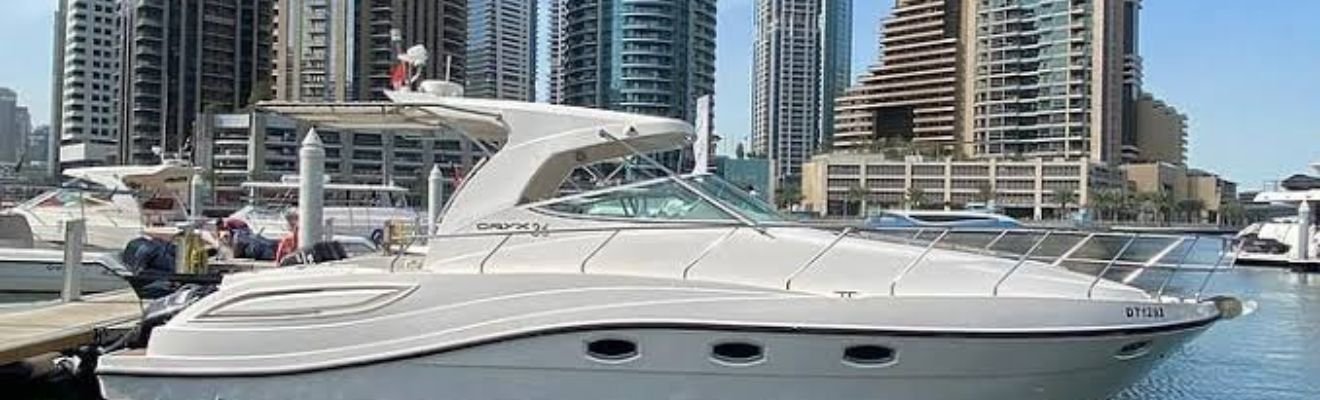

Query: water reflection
[1117,267,1320,400]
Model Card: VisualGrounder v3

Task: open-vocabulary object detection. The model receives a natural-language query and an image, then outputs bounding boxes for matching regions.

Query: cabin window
[711,342,765,364]
[535,175,783,222]
[843,345,898,366]
[586,338,639,362]
[1114,340,1153,360]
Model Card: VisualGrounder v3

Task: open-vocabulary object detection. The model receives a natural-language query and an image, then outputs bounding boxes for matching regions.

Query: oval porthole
[586,338,638,362]
[1114,340,1153,360]
[711,342,764,365]
[844,345,897,366]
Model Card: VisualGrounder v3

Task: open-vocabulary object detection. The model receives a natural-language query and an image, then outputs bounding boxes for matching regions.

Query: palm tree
[846,182,869,217]
[1089,189,1119,222]
[905,187,928,210]
[1051,188,1078,219]
[1220,200,1246,227]
[1177,199,1205,223]
[776,186,803,210]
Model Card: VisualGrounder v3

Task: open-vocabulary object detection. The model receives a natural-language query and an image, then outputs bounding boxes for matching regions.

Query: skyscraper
[959,0,1139,163]
[752,0,851,186]
[56,0,122,168]
[117,0,275,165]
[817,0,853,147]
[546,0,568,104]
[0,88,23,164]
[354,0,467,101]
[832,0,961,152]
[466,0,536,101]
[273,0,356,102]
[549,0,717,122]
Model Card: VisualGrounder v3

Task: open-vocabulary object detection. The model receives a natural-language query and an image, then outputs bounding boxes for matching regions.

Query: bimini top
[63,161,195,192]
[256,82,694,231]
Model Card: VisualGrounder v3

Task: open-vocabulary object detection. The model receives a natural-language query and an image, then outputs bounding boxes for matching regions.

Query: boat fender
[1206,296,1256,320]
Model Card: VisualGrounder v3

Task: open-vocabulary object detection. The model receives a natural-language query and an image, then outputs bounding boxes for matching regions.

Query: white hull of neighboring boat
[0,259,128,293]
[100,326,1205,400]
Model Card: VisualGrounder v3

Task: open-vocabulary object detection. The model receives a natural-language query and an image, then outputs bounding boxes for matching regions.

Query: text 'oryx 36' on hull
[97,80,1250,400]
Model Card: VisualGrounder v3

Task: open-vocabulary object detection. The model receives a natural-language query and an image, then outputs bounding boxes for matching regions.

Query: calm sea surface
[2,255,1317,399]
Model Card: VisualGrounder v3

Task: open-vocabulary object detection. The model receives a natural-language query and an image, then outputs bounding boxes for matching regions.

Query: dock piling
[60,219,85,303]
[299,128,326,250]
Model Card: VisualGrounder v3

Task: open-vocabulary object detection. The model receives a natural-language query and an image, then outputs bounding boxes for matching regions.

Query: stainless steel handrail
[1156,235,1201,298]
[1123,237,1186,285]
[413,222,1231,300]
[478,234,513,274]
[1195,238,1241,301]
[992,231,1054,296]
[1087,234,1139,299]
[682,227,740,279]
[579,230,621,273]
[786,227,854,290]
[888,229,951,296]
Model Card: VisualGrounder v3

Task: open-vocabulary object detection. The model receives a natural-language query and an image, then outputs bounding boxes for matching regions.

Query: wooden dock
[0,290,142,365]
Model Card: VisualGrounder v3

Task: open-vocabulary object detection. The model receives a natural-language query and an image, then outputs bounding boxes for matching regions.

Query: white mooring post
[189,169,205,221]
[299,129,326,250]
[61,219,86,302]
[1298,201,1313,261]
[427,164,444,236]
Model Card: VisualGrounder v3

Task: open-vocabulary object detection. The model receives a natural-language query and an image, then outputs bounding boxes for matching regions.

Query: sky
[3,0,1317,190]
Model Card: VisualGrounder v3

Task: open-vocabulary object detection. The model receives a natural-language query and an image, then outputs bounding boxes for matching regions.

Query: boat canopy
[255,82,694,233]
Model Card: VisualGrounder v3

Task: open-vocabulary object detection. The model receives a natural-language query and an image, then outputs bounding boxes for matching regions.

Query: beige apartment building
[1133,92,1188,165]
[1122,162,1237,223]
[832,0,961,152]
[802,152,1124,219]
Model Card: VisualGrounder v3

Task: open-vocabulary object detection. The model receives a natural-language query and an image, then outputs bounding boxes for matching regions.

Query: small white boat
[0,248,131,294]
[229,179,419,243]
[1,162,195,250]
[97,81,1248,400]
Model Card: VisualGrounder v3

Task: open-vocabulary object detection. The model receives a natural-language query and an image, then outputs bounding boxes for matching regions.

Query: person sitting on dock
[216,218,278,261]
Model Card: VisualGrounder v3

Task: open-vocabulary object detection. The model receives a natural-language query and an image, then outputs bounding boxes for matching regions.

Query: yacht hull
[0,259,128,294]
[100,324,1207,400]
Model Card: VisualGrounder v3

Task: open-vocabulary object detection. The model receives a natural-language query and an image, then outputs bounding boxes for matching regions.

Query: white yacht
[229,178,420,243]
[1,162,195,250]
[1236,162,1320,266]
[97,82,1247,400]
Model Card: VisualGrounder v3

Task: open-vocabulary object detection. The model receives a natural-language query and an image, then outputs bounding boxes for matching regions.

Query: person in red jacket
[274,212,300,263]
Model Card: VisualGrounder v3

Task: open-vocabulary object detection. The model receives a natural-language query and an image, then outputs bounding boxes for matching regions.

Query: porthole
[1114,340,1153,360]
[711,342,764,365]
[586,338,638,362]
[843,345,897,366]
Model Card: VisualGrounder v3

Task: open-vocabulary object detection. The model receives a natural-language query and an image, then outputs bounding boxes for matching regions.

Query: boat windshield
[537,174,784,223]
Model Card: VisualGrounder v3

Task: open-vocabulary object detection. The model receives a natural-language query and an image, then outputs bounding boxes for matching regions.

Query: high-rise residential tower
[549,0,717,122]
[817,0,853,148]
[354,0,467,101]
[117,0,275,165]
[959,0,1139,163]
[466,0,536,101]
[546,0,568,104]
[0,88,24,164]
[752,0,851,186]
[832,0,961,152]
[57,0,122,168]
[273,0,356,102]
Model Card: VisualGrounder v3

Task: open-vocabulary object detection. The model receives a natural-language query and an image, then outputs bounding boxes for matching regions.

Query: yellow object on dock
[0,290,142,365]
